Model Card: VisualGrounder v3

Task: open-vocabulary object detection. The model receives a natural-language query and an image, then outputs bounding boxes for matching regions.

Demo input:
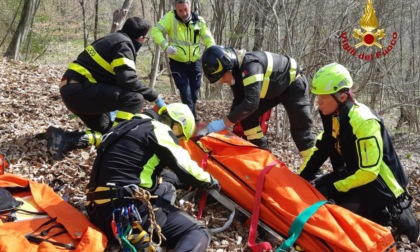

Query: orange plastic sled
[0,174,107,252]
[181,130,396,252]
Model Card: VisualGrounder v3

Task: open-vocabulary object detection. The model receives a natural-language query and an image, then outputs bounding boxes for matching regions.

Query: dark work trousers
[316,172,393,226]
[86,183,210,251]
[169,59,202,120]
[239,75,315,151]
[60,80,144,133]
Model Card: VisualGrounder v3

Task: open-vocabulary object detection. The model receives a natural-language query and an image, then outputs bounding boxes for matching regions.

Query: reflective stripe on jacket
[151,11,214,63]
[89,113,212,192]
[228,51,297,123]
[62,32,158,102]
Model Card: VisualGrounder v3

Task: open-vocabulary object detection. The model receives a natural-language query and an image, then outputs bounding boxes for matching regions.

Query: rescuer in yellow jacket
[151,0,215,120]
[299,63,419,243]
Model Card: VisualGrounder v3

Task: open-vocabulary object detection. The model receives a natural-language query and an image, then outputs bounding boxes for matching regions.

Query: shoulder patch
[242,70,248,77]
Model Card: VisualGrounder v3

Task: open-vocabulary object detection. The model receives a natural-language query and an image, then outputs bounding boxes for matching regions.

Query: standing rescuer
[299,62,419,243]
[201,45,315,157]
[46,17,166,160]
[85,103,219,251]
[151,0,215,121]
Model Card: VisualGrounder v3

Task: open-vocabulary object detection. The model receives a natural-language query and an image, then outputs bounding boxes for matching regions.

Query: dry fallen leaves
[1,58,419,251]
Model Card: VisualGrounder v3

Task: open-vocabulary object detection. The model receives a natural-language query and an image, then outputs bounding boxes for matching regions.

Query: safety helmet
[311,63,353,95]
[201,45,238,83]
[158,103,195,141]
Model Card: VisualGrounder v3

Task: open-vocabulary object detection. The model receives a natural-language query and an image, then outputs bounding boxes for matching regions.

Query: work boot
[391,205,420,243]
[46,126,90,160]
[249,136,269,150]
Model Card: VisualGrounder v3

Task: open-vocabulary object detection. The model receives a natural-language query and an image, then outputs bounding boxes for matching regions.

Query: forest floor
[1,58,420,251]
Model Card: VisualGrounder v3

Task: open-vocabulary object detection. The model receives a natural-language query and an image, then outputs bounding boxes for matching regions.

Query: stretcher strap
[197,191,207,220]
[276,200,329,251]
[197,154,210,220]
[248,160,281,252]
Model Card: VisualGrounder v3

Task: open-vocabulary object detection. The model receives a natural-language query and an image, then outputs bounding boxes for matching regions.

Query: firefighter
[151,0,215,121]
[85,103,219,251]
[299,63,419,243]
[201,45,315,157]
[46,17,166,160]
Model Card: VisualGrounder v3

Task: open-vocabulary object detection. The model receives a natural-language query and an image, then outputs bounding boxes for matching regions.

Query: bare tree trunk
[0,1,23,49]
[4,0,39,60]
[209,0,227,45]
[110,0,134,33]
[228,1,253,48]
[78,0,88,47]
[149,0,165,88]
[94,0,99,40]
[252,0,266,51]
[24,0,41,61]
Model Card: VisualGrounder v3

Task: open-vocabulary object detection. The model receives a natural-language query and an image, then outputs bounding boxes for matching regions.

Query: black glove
[315,182,338,199]
[204,177,221,192]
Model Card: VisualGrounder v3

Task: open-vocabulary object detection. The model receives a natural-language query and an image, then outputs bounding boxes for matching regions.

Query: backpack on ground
[0,174,107,252]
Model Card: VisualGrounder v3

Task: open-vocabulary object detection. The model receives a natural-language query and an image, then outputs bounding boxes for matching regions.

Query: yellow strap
[260,52,273,98]
[85,186,113,205]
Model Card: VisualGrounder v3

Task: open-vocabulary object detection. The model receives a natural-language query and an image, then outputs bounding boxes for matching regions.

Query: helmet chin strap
[331,92,346,114]
[162,114,184,138]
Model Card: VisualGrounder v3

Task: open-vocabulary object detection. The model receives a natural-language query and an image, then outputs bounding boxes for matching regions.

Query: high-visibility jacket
[87,110,213,196]
[151,11,215,63]
[62,31,158,102]
[299,101,408,209]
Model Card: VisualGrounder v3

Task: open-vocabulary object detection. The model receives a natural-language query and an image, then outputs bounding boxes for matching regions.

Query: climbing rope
[131,187,166,247]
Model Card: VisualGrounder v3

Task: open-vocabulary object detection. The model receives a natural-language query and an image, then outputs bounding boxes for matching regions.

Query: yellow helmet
[158,103,195,141]
[311,63,353,95]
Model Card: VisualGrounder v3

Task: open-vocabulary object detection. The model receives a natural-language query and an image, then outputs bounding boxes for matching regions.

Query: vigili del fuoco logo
[340,0,398,60]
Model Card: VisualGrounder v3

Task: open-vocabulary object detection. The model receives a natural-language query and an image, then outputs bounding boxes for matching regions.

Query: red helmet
[201,45,238,83]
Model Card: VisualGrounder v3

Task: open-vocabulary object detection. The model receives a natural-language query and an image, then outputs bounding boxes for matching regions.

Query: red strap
[197,154,210,220]
[201,154,209,170]
[197,191,208,220]
[247,160,281,251]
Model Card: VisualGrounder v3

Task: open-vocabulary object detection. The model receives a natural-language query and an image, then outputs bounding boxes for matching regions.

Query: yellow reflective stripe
[289,58,297,84]
[112,57,136,71]
[85,45,115,75]
[170,38,199,46]
[140,154,159,188]
[68,62,97,83]
[115,110,135,121]
[243,126,263,140]
[243,74,263,86]
[113,111,135,127]
[152,120,211,183]
[260,52,273,98]
[85,130,102,148]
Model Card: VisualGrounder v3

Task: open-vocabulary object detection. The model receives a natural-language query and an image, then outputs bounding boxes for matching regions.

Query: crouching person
[299,63,419,243]
[85,103,219,251]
